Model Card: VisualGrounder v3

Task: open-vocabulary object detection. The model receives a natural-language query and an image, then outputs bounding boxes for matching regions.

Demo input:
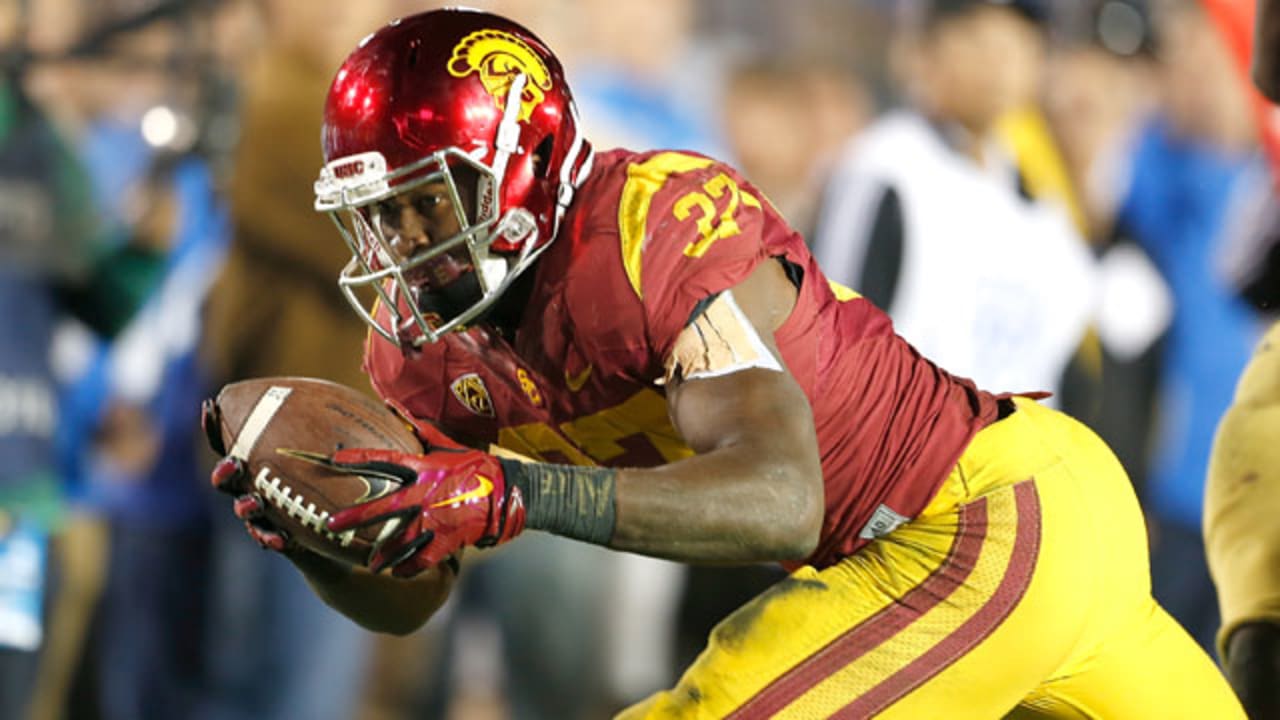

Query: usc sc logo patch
[448,29,552,121]
[450,373,495,417]
[516,368,543,407]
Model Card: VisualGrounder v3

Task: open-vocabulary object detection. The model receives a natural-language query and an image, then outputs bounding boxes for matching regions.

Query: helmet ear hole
[533,135,554,179]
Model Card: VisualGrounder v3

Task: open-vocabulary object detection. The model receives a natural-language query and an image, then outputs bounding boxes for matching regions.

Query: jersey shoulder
[618,149,770,296]
[572,149,784,355]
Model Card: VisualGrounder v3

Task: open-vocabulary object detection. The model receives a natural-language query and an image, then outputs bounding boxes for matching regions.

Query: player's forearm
[506,430,823,563]
[288,548,455,635]
[510,447,823,563]
[612,446,823,563]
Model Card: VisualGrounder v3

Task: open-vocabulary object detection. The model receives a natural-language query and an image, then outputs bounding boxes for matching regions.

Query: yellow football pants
[620,399,1243,719]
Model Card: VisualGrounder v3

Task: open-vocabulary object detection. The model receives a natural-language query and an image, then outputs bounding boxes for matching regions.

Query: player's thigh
[620,478,1077,720]
[1015,602,1245,720]
[871,467,1108,720]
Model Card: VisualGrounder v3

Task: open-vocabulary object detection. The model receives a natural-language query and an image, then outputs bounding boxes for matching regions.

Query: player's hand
[201,398,295,554]
[325,447,525,577]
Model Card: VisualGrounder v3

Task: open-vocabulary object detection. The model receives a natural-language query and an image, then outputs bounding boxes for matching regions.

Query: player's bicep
[662,290,783,387]
[663,256,797,383]
[665,260,811,455]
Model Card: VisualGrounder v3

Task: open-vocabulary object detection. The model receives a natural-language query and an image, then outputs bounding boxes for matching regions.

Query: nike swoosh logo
[277,448,403,503]
[356,477,399,503]
[429,474,495,508]
[565,364,593,392]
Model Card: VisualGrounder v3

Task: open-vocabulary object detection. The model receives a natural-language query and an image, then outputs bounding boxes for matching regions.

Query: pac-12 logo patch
[447,29,552,121]
[450,373,495,417]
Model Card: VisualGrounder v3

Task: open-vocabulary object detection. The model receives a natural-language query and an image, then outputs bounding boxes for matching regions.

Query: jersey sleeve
[615,151,778,362]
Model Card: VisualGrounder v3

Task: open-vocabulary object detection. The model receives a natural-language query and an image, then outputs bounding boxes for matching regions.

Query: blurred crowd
[0,0,1276,718]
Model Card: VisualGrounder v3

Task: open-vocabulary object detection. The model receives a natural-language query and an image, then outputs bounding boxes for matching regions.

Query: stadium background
[0,0,1274,718]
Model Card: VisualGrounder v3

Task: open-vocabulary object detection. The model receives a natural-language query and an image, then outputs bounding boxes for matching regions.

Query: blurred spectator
[570,0,725,156]
[1045,2,1157,241]
[0,1,114,715]
[812,0,1097,404]
[11,4,244,719]
[1117,0,1272,654]
[799,62,876,207]
[720,62,819,225]
[981,1,1122,433]
[994,8,1082,216]
[58,122,227,720]
[197,3,395,720]
[719,59,871,233]
[65,18,229,720]
[1041,0,1172,500]
[0,75,87,720]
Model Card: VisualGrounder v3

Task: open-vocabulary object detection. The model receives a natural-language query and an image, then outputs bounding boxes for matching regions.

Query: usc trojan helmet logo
[448,29,553,121]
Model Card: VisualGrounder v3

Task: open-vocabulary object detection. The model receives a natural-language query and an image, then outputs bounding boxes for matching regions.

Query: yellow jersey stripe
[828,280,862,302]
[618,152,715,298]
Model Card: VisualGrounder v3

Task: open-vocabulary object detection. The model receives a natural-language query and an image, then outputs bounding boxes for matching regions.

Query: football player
[1203,2,1280,717]
[207,9,1245,718]
[1206,321,1280,719]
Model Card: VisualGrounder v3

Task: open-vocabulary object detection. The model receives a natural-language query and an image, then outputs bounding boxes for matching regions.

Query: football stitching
[253,467,357,547]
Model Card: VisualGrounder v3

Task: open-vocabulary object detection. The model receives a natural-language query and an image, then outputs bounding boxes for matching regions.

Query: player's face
[369,177,475,292]
[920,6,1033,133]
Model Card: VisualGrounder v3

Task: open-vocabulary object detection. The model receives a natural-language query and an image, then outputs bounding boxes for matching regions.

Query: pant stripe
[835,481,1042,717]
[727,493,990,719]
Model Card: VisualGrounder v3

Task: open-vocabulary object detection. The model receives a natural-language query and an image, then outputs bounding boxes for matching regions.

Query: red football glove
[201,399,294,553]
[325,447,525,577]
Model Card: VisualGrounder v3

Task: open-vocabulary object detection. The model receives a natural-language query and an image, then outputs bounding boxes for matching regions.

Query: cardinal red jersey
[364,149,1002,569]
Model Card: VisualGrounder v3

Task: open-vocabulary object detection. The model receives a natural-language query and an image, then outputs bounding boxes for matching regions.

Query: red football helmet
[314,8,593,346]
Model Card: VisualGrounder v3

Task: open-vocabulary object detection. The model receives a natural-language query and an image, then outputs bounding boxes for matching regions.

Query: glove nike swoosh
[429,474,494,508]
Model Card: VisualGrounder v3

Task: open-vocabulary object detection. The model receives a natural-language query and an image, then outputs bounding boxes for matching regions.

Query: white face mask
[315,147,541,347]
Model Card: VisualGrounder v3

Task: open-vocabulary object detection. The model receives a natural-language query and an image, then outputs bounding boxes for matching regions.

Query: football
[209,376,421,566]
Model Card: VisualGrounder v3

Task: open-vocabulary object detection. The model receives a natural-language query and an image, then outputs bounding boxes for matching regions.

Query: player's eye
[413,193,444,216]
